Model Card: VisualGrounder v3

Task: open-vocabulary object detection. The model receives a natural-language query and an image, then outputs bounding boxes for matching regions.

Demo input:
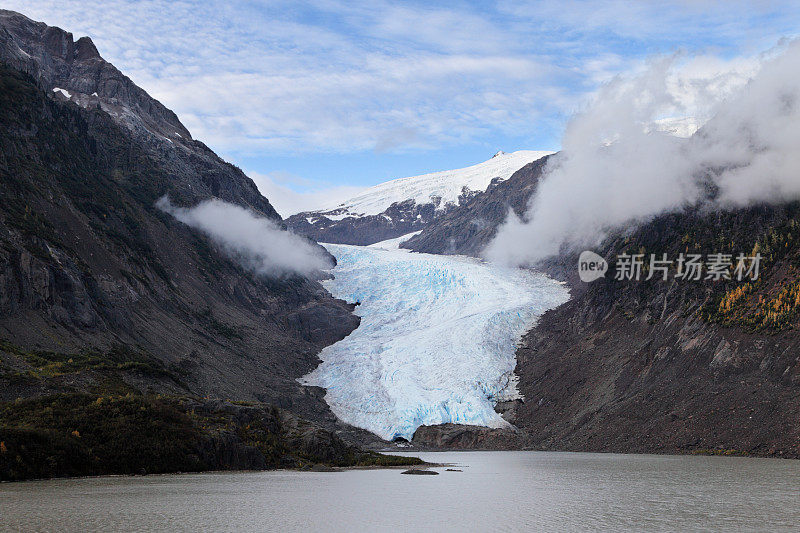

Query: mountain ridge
[0,11,412,479]
[401,142,800,457]
[286,150,552,245]
[401,155,552,256]
[0,9,278,219]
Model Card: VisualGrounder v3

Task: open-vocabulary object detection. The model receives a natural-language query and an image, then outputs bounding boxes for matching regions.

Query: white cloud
[8,0,797,162]
[156,196,332,276]
[487,40,800,265]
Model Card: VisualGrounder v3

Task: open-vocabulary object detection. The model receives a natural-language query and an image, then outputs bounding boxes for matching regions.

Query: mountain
[403,145,800,457]
[0,9,275,218]
[513,204,800,457]
[401,155,552,255]
[286,150,552,245]
[0,11,419,479]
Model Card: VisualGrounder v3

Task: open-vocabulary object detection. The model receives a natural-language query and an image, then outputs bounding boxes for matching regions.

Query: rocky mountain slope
[0,9,275,217]
[514,203,800,457]
[286,150,551,245]
[403,147,800,457]
[402,155,552,255]
[0,11,414,479]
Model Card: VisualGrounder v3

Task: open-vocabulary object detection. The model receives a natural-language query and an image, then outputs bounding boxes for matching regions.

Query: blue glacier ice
[299,237,570,441]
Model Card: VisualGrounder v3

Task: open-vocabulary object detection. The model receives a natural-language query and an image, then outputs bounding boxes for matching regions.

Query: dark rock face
[514,294,800,458]
[408,144,800,456]
[401,157,550,255]
[412,423,527,450]
[286,198,445,246]
[0,9,277,219]
[0,12,370,449]
[192,399,367,469]
[512,205,800,458]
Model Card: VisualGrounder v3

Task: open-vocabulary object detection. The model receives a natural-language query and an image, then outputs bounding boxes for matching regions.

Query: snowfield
[314,150,552,216]
[300,238,569,441]
[52,87,72,98]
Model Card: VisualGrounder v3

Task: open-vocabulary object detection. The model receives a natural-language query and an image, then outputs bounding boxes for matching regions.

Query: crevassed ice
[299,240,570,441]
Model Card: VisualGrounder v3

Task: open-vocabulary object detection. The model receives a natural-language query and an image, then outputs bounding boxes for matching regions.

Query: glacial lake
[3,451,799,532]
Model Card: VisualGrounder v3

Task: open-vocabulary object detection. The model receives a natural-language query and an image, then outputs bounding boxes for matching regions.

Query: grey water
[2,451,799,532]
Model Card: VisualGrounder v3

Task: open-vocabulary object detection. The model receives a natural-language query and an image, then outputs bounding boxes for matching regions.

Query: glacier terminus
[300,235,570,441]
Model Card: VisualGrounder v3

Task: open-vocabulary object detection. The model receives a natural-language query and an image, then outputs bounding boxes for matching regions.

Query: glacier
[299,237,570,441]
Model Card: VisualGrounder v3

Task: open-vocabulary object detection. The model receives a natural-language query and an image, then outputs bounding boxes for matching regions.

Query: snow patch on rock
[52,87,72,98]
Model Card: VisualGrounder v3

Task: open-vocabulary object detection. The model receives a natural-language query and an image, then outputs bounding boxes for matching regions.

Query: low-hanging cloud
[156,197,332,277]
[486,40,800,266]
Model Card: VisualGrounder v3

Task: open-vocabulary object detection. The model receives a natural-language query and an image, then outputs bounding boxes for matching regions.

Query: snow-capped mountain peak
[325,150,552,217]
[286,150,553,246]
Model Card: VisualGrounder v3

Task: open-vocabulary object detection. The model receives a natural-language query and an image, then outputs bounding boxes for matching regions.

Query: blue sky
[8,1,800,214]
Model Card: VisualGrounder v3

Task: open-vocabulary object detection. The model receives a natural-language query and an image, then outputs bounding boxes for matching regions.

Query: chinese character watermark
[579,251,761,283]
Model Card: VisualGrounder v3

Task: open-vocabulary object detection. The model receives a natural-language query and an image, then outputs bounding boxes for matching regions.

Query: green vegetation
[0,393,422,482]
[0,394,205,481]
[0,64,419,483]
[703,216,800,332]
[601,201,800,333]
[0,340,181,383]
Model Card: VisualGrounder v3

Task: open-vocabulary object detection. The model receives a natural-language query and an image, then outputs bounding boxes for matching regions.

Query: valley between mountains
[2,8,800,483]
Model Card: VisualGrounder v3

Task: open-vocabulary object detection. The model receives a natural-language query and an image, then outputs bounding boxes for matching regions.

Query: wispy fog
[157,197,332,277]
[487,41,800,266]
